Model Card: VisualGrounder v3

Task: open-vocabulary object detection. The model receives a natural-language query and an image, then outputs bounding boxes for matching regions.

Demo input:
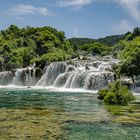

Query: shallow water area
[0,87,139,139]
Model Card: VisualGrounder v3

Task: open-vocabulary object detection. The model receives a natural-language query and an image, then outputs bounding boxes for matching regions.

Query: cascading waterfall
[0,71,14,85]
[0,57,119,90]
[12,69,24,86]
[0,67,37,86]
[36,57,118,90]
[12,67,37,86]
[36,62,67,86]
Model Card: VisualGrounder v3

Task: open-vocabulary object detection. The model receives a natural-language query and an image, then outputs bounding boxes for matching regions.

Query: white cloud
[117,0,140,21]
[112,20,133,34]
[8,4,51,16]
[38,8,49,16]
[59,0,93,8]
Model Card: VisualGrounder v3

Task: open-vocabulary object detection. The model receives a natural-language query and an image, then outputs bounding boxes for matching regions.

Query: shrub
[98,89,108,100]
[98,81,135,105]
[104,91,117,104]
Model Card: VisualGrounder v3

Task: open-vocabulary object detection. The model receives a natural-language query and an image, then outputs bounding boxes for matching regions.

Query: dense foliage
[68,37,110,56]
[0,25,113,71]
[98,81,135,105]
[80,42,109,56]
[119,37,140,81]
[111,28,140,82]
[0,25,73,70]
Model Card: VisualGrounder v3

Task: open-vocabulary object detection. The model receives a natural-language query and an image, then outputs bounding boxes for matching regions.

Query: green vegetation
[68,38,110,56]
[0,107,63,139]
[119,37,140,82]
[0,25,111,71]
[106,27,140,83]
[105,103,140,123]
[0,24,140,84]
[0,25,74,70]
[96,28,140,121]
[98,81,139,123]
[80,42,109,56]
[98,81,135,105]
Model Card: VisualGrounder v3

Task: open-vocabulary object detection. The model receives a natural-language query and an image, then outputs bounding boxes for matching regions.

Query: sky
[0,0,140,39]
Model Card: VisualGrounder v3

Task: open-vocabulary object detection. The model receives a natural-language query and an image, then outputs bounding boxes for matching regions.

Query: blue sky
[0,0,140,38]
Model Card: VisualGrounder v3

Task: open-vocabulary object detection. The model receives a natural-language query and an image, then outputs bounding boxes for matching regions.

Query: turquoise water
[0,87,139,139]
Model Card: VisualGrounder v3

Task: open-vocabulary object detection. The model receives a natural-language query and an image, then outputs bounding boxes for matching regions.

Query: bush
[98,81,135,105]
[104,91,117,104]
[98,89,108,100]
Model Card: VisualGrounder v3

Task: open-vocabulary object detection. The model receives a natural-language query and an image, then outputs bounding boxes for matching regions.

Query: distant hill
[68,35,126,50]
[97,34,125,46]
[67,38,95,50]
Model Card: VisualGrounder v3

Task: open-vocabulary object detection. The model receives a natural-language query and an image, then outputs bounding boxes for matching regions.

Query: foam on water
[35,57,118,90]
[0,85,97,93]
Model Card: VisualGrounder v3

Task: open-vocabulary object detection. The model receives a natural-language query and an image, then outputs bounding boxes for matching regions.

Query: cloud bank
[117,0,140,21]
[59,0,93,8]
[9,4,50,16]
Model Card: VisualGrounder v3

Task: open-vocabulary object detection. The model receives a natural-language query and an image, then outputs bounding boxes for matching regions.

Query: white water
[36,57,118,90]
[0,64,37,86]
[36,62,67,86]
[12,66,37,86]
[0,71,13,85]
[0,57,119,91]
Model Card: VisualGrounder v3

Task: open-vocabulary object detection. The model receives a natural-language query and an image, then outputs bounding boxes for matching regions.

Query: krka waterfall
[0,56,118,90]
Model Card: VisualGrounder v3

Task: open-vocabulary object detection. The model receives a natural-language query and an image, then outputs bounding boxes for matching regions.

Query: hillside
[98,34,125,46]
[68,38,95,50]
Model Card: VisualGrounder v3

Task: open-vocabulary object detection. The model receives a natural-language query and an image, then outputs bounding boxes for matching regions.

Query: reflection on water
[0,88,139,139]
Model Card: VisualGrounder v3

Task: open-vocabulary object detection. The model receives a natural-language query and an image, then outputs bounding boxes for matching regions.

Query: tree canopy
[0,25,73,70]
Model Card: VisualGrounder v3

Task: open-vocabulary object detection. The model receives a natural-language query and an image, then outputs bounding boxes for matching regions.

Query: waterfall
[37,57,118,90]
[12,69,24,86]
[0,71,14,85]
[36,62,67,86]
[0,56,119,90]
[12,67,37,86]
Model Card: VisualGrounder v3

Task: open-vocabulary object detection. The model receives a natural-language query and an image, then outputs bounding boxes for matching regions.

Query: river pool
[0,87,139,139]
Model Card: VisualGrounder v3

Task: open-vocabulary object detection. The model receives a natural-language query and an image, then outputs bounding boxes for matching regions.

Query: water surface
[0,87,139,139]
